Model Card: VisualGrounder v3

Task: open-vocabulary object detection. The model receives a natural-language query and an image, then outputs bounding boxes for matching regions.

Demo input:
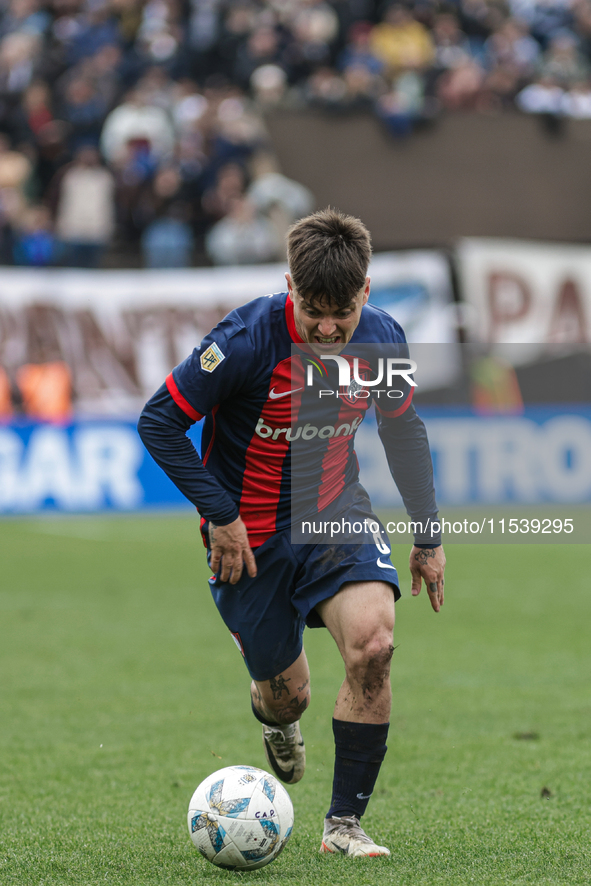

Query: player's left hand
[409,545,446,613]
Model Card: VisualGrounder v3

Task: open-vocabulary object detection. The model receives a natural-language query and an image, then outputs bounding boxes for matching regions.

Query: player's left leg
[315,579,395,857]
[250,649,310,784]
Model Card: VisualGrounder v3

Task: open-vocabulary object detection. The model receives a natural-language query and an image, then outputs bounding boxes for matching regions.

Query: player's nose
[317,316,337,336]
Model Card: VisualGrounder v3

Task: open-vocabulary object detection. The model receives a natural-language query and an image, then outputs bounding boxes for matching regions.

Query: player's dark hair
[287,208,372,307]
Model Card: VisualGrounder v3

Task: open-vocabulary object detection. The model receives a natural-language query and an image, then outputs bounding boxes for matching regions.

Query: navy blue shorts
[207,487,400,682]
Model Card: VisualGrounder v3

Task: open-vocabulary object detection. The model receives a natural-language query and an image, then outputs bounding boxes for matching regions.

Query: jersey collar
[285,294,304,343]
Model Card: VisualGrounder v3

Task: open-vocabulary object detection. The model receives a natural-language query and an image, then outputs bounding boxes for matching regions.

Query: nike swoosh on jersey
[269,387,303,399]
[376,558,396,570]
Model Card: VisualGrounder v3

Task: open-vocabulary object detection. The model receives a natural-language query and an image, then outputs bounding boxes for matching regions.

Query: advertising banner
[2,407,589,524]
[457,238,591,353]
[357,407,591,508]
[0,250,456,419]
[0,419,200,513]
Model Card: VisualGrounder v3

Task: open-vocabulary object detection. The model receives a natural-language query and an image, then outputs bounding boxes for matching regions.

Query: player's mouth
[313,335,341,350]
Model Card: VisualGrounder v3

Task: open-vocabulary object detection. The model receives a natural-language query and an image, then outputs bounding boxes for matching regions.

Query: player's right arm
[137,320,257,584]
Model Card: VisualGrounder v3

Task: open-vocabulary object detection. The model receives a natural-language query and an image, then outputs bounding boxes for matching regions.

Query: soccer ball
[187,765,294,870]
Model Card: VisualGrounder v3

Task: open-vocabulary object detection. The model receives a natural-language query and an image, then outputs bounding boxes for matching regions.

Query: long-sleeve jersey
[138,291,440,547]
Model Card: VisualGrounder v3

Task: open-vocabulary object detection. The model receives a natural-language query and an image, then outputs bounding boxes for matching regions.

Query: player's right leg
[207,531,308,783]
[250,648,311,725]
[250,649,310,784]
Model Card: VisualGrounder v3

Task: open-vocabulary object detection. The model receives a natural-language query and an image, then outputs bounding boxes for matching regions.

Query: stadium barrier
[2,241,591,517]
[1,407,590,515]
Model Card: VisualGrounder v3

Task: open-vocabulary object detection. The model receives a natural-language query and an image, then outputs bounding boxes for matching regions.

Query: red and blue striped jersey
[139,292,437,547]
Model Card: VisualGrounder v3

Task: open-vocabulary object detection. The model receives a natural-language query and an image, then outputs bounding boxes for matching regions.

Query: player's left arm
[368,314,446,608]
[376,403,440,542]
[376,397,446,610]
[376,404,445,612]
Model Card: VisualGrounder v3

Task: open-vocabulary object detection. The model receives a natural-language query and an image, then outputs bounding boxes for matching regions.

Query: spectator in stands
[0,132,32,260]
[205,195,281,265]
[562,77,591,115]
[216,4,258,81]
[485,18,541,80]
[537,31,590,86]
[338,21,384,77]
[33,119,71,196]
[88,43,124,111]
[0,32,41,98]
[66,1,120,66]
[283,0,340,82]
[3,0,591,268]
[516,73,566,132]
[370,4,435,75]
[430,12,474,85]
[141,204,195,268]
[14,80,53,143]
[247,149,314,251]
[458,0,495,57]
[573,0,591,60]
[436,52,485,110]
[341,61,383,109]
[135,0,184,70]
[201,161,247,223]
[13,203,59,266]
[302,65,347,107]
[60,78,109,150]
[233,25,284,89]
[49,144,115,267]
[1,0,49,38]
[517,75,565,112]
[524,0,573,48]
[376,68,428,135]
[250,63,289,106]
[100,85,175,166]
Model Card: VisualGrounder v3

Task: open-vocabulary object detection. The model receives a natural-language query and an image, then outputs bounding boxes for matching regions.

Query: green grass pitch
[0,515,590,885]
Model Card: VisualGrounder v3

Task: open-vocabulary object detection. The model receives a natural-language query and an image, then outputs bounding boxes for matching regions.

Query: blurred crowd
[1,0,591,269]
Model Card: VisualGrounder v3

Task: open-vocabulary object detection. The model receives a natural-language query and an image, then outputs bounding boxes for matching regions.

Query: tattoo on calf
[277,695,309,720]
[269,675,291,699]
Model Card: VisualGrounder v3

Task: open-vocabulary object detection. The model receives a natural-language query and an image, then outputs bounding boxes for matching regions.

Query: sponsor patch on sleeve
[200,342,225,373]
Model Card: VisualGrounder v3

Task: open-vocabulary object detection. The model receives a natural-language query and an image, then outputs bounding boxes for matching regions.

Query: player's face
[286,274,370,354]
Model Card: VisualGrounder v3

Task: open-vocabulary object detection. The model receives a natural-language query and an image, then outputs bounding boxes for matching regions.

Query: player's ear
[362,276,370,306]
[285,272,293,294]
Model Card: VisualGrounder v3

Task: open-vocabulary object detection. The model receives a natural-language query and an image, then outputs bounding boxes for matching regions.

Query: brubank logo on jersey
[305,355,418,399]
[256,416,363,442]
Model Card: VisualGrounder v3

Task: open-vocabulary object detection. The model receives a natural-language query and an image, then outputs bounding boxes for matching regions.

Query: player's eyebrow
[303,300,355,313]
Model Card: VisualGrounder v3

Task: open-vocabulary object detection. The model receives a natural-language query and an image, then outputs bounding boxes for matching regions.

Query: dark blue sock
[327,719,389,820]
[251,699,278,727]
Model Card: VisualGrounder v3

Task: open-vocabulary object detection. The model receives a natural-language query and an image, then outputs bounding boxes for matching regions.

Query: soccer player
[138,208,446,858]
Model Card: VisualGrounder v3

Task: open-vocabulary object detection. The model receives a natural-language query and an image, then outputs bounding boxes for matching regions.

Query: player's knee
[344,634,394,691]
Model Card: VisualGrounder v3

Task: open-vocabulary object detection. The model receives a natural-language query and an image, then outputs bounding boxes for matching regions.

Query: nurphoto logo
[305,355,418,400]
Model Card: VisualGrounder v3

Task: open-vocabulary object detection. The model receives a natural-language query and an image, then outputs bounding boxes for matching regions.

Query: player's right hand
[209,517,257,585]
